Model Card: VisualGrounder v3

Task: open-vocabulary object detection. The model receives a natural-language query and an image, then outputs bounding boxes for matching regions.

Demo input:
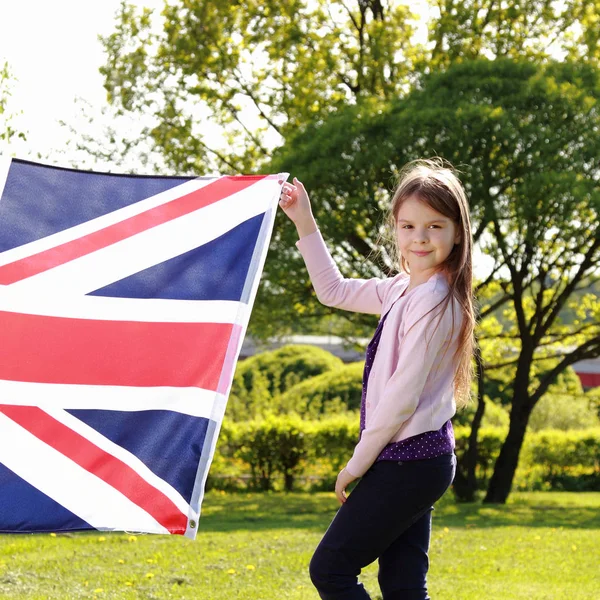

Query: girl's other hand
[279,177,313,226]
[335,468,357,504]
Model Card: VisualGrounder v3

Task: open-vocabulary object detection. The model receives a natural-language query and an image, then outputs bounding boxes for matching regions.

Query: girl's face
[395,195,461,278]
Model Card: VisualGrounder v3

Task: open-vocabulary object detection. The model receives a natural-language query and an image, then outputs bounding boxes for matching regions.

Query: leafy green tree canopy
[98,0,598,173]
[0,61,26,147]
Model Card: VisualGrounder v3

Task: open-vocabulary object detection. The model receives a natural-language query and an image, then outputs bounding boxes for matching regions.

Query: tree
[87,0,598,173]
[0,61,26,147]
[270,57,600,503]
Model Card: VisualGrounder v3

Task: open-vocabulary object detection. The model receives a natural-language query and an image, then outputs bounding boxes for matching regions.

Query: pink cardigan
[296,229,462,477]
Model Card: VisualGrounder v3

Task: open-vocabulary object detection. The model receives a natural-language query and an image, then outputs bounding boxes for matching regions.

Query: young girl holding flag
[279,158,475,600]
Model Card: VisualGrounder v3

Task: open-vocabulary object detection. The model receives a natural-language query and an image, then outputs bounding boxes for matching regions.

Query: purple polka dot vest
[360,305,455,462]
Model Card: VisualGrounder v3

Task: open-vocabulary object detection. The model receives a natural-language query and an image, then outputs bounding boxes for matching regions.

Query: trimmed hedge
[278,362,365,417]
[227,345,343,420]
[209,418,600,493]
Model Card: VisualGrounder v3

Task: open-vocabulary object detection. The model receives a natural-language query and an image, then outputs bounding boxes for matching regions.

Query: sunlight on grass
[0,491,597,599]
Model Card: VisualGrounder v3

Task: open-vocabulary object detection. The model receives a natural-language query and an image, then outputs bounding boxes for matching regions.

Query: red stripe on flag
[0,405,188,534]
[0,311,232,389]
[0,175,266,285]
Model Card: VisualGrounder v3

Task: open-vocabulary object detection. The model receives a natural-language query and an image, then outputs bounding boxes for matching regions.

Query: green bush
[454,426,507,488]
[528,392,600,431]
[278,362,364,418]
[455,426,600,492]
[312,414,360,471]
[209,416,600,493]
[229,415,309,491]
[204,422,248,492]
[586,387,600,419]
[453,396,510,428]
[227,345,343,420]
[522,428,600,471]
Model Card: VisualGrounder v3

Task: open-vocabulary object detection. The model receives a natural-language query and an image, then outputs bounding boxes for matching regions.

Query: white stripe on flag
[8,178,278,295]
[0,176,217,266]
[0,412,171,534]
[43,406,193,519]
[0,380,220,419]
[0,296,247,324]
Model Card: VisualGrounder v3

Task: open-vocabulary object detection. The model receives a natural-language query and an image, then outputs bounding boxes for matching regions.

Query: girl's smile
[396,195,461,283]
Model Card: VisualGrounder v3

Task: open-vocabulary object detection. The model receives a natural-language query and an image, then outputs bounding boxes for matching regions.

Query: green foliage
[0,60,26,146]
[278,361,364,417]
[262,58,600,352]
[454,426,507,489]
[585,386,600,419]
[523,429,600,471]
[96,1,599,174]
[227,345,343,420]
[311,414,360,475]
[214,418,599,493]
[226,415,309,491]
[517,428,600,492]
[460,366,593,432]
[528,393,600,432]
[453,396,510,429]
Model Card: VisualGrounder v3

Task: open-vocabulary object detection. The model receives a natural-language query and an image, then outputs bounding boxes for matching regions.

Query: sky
[0,0,165,168]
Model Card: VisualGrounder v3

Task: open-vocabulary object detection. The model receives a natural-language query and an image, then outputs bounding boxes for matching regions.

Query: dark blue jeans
[309,453,457,600]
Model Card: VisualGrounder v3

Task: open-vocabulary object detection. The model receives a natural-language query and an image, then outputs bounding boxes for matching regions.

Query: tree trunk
[483,398,531,503]
[284,472,294,492]
[452,343,486,502]
[454,395,486,501]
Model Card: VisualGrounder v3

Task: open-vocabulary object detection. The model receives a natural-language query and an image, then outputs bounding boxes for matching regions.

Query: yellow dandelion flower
[443,527,449,533]
[145,572,154,579]
[146,558,156,564]
[246,565,255,570]
[572,545,577,551]
[50,533,57,537]
[125,582,133,587]
[128,535,137,542]
[118,559,125,564]
[98,536,106,542]
[93,589,103,594]
[227,568,236,574]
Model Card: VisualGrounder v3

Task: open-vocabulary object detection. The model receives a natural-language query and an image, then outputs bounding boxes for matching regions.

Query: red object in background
[577,372,600,388]
[573,358,600,389]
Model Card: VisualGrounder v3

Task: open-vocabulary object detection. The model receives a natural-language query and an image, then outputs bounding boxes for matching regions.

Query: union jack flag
[0,158,286,538]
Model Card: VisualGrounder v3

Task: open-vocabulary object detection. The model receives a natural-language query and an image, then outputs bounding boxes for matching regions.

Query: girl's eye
[401,225,440,229]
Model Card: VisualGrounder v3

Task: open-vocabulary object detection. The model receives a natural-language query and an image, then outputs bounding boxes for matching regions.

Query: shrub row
[227,345,343,420]
[207,417,600,493]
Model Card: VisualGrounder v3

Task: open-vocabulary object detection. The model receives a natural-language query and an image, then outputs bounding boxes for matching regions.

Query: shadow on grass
[197,491,600,533]
[198,492,338,532]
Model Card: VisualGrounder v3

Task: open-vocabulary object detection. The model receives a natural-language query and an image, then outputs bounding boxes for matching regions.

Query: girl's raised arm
[279,178,398,315]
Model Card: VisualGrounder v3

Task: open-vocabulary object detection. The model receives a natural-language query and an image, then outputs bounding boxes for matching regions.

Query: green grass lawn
[0,491,598,599]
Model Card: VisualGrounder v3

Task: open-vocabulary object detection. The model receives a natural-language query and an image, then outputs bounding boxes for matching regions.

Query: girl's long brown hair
[383,157,476,409]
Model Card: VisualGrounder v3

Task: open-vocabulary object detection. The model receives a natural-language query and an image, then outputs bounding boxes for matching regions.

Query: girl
[278,157,475,600]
